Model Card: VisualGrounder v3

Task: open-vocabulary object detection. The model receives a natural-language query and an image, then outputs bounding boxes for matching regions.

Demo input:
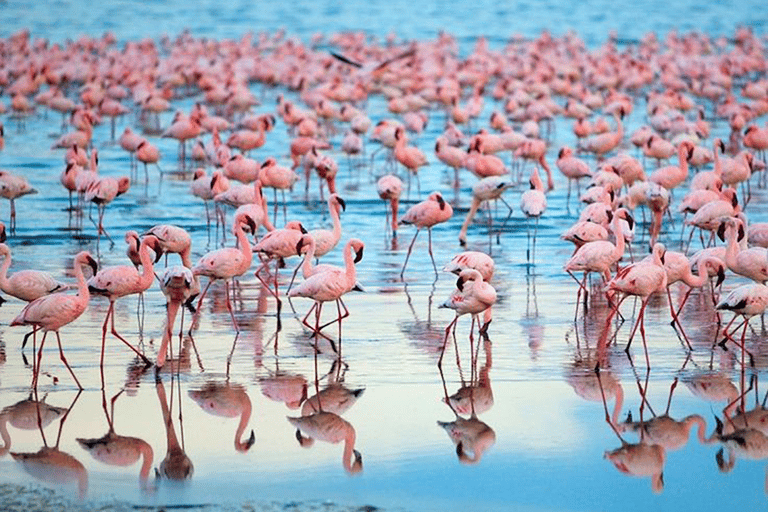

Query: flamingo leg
[400,228,420,278]
[55,331,82,390]
[427,228,437,276]
[225,280,239,333]
[31,330,48,389]
[438,316,459,369]
[108,301,152,366]
[667,286,692,350]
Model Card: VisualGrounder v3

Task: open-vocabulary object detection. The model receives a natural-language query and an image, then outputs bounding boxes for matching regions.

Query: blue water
[0,1,767,511]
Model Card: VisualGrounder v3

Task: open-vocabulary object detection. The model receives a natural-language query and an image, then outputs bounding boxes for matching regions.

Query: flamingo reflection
[0,394,67,457]
[155,376,193,481]
[10,392,88,499]
[259,359,308,410]
[76,389,154,489]
[188,381,255,452]
[301,360,364,416]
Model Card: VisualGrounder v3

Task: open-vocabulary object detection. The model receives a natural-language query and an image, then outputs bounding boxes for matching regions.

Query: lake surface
[0,1,767,511]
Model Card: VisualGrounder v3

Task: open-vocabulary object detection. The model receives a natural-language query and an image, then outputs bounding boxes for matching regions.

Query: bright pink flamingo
[11,251,98,389]
[393,127,428,195]
[376,174,402,238]
[520,167,547,264]
[88,235,160,384]
[288,238,364,354]
[0,170,37,233]
[399,191,454,278]
[192,212,257,334]
[438,268,497,368]
[605,242,668,366]
[135,140,160,182]
[310,194,346,258]
[556,146,592,208]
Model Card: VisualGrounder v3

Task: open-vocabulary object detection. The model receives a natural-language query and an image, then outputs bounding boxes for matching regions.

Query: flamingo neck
[612,214,626,261]
[390,196,399,234]
[158,300,181,368]
[138,440,154,484]
[0,416,10,456]
[301,238,316,278]
[725,229,740,268]
[343,241,357,287]
[74,257,90,301]
[0,248,11,292]
[684,258,710,288]
[330,203,342,241]
[234,395,252,452]
[341,426,357,473]
[611,383,625,427]
[138,241,156,290]
[234,222,253,270]
[459,197,483,242]
[713,141,722,177]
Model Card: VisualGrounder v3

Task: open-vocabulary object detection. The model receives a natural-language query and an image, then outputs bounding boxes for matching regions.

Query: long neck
[686,415,708,444]
[138,440,154,485]
[180,246,193,270]
[260,187,275,232]
[611,215,626,261]
[683,258,710,288]
[341,425,357,473]
[74,258,90,301]
[343,241,357,287]
[611,382,625,427]
[301,238,316,278]
[0,415,10,456]
[390,196,399,234]
[0,249,11,291]
[725,228,740,268]
[234,222,253,272]
[678,145,689,178]
[158,300,181,368]
[713,142,722,177]
[138,242,156,290]
[234,394,253,452]
[459,197,482,242]
[330,203,342,241]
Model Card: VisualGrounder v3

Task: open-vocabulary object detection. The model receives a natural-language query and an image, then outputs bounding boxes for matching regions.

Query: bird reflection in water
[188,380,256,453]
[438,337,496,464]
[286,357,363,475]
[259,356,308,410]
[0,393,67,457]
[10,391,88,499]
[155,375,193,481]
[300,359,364,416]
[77,388,154,490]
[522,272,544,359]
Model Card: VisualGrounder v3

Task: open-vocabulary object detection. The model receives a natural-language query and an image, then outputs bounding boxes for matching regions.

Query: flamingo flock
[1,24,768,499]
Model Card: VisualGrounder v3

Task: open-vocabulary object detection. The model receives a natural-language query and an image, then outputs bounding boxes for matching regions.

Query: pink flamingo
[376,174,403,238]
[88,235,160,383]
[399,191,454,278]
[393,127,428,195]
[188,382,256,452]
[564,208,634,319]
[192,212,257,334]
[438,268,497,368]
[0,170,37,233]
[118,127,145,176]
[10,251,98,389]
[605,242,668,366]
[156,265,196,368]
[135,140,160,182]
[520,167,547,264]
[458,176,514,250]
[288,238,364,354]
[84,174,131,246]
[443,251,495,283]
[162,112,201,163]
[259,157,300,222]
[190,168,229,234]
[648,141,694,191]
[310,194,346,258]
[556,146,592,208]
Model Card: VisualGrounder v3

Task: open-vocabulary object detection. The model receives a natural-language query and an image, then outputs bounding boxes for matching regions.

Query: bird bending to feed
[287,411,363,474]
[399,191,453,278]
[11,251,98,389]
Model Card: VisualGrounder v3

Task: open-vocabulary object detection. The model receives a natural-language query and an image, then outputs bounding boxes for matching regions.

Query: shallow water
[1,1,768,511]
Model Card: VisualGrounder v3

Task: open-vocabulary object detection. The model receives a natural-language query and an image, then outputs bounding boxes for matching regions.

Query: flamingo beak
[295,238,306,255]
[353,246,364,263]
[456,276,465,291]
[437,195,446,210]
[715,266,725,287]
[299,223,308,235]
[337,197,346,211]
[86,255,99,275]
[717,222,727,242]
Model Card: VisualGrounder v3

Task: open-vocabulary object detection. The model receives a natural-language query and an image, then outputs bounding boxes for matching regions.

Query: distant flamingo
[394,126,428,195]
[135,140,160,182]
[84,174,131,246]
[0,170,37,233]
[520,167,547,264]
[10,251,98,389]
[192,212,257,334]
[399,191,454,278]
[287,411,363,474]
[556,146,592,208]
[438,268,497,368]
[376,174,402,238]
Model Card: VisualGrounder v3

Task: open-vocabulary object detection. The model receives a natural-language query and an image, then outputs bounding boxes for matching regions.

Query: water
[0,1,767,511]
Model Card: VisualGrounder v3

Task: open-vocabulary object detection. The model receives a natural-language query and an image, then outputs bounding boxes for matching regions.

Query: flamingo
[288,238,364,354]
[458,176,514,250]
[438,268,497,368]
[399,191,454,278]
[156,266,196,368]
[520,167,547,264]
[287,411,363,474]
[310,194,346,258]
[648,141,694,191]
[437,414,496,465]
[604,442,665,494]
[135,140,160,182]
[606,243,669,365]
[0,242,69,302]
[0,170,37,233]
[721,217,768,283]
[192,212,257,334]
[87,235,160,385]
[84,175,131,246]
[190,168,230,232]
[564,208,634,318]
[10,251,98,389]
[556,146,592,208]
[443,251,495,283]
[376,174,402,238]
[393,126,428,195]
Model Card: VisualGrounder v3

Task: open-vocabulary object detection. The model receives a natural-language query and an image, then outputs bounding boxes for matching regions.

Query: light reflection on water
[0,1,767,511]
